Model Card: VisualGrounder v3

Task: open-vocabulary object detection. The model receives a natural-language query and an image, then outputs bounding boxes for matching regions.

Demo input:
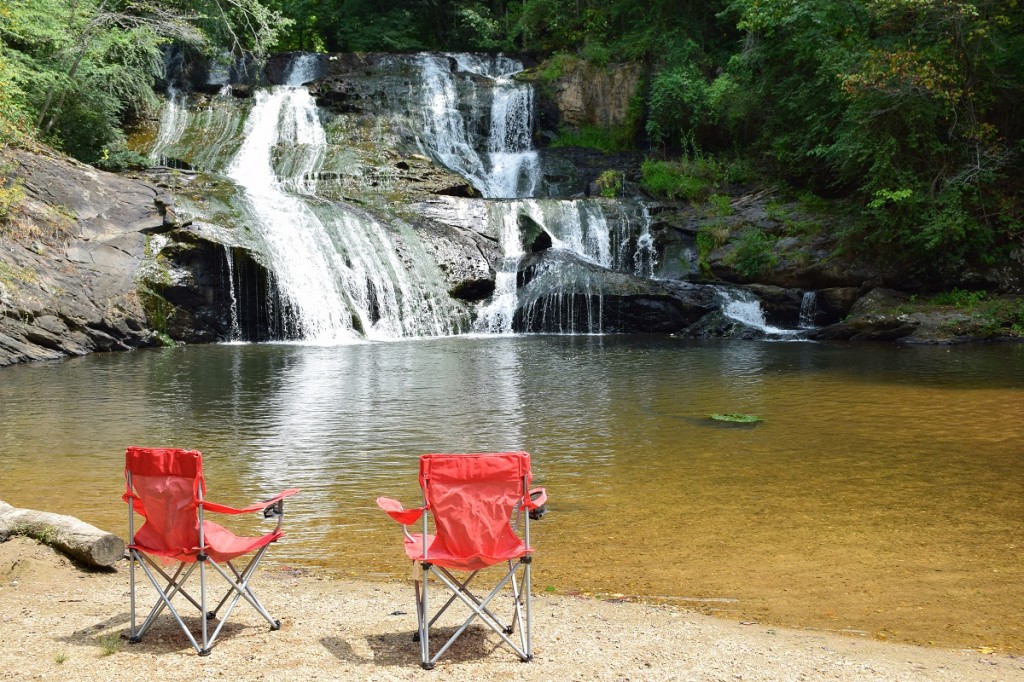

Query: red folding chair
[377,451,547,668]
[123,446,299,655]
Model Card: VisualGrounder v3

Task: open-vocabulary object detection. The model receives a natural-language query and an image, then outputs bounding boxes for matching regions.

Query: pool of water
[1,337,1022,651]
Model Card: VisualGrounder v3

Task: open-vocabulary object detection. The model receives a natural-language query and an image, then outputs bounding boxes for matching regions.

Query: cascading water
[799,291,818,329]
[416,54,540,200]
[633,203,658,279]
[155,53,466,342]
[149,50,807,341]
[151,85,187,165]
[719,287,798,337]
[471,199,662,334]
[222,246,242,341]
[225,55,357,342]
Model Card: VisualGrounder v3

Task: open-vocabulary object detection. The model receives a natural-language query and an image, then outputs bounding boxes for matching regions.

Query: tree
[0,0,287,162]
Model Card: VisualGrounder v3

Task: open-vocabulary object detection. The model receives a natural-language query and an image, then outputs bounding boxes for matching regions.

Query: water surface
[1,337,1022,651]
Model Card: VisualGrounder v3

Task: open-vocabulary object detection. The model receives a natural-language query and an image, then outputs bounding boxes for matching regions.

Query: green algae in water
[708,413,763,424]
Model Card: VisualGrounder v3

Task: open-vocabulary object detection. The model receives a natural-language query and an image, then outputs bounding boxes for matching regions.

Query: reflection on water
[1,338,1022,651]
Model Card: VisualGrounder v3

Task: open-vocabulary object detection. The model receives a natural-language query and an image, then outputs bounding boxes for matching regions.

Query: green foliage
[0,153,23,223]
[707,194,733,218]
[726,228,777,279]
[96,632,121,656]
[94,146,152,172]
[595,170,622,198]
[550,125,631,154]
[641,154,729,203]
[695,223,730,276]
[929,288,989,309]
[0,0,286,163]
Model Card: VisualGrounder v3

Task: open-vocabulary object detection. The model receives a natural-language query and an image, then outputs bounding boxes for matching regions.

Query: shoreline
[1,537,1021,681]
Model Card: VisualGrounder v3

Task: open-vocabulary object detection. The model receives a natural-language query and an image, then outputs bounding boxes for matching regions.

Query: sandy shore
[1,537,1021,681]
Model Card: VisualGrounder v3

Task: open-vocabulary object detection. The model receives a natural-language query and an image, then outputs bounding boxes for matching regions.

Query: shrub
[595,170,622,198]
[93,146,151,172]
[641,157,726,203]
[695,223,729,276]
[929,288,988,308]
[727,228,777,279]
[707,194,733,217]
[550,125,631,153]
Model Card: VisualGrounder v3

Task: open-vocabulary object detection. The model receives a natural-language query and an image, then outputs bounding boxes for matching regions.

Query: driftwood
[0,500,124,568]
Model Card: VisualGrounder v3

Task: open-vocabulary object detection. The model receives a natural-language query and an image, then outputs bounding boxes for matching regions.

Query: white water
[474,202,527,334]
[226,83,356,342]
[151,85,188,165]
[221,54,459,342]
[633,203,658,279]
[416,54,540,199]
[223,246,242,341]
[799,290,818,329]
[719,287,798,336]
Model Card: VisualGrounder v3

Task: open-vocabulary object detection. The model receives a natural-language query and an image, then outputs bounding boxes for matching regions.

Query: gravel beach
[1,537,1021,681]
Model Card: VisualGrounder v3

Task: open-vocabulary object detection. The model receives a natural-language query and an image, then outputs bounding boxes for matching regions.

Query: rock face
[0,148,174,366]
[3,51,1020,369]
[540,60,643,130]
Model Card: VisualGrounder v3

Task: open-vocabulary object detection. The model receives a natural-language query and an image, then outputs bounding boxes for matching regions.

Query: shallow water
[1,337,1022,651]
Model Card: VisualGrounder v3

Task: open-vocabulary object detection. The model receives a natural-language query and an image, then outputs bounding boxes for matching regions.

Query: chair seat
[132,520,283,564]
[403,533,531,571]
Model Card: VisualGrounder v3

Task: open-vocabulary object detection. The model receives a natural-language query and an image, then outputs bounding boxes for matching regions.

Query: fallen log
[0,500,125,568]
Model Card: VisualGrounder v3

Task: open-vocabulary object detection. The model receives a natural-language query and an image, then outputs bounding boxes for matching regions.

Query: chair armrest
[377,496,425,525]
[203,488,300,515]
[525,487,547,509]
[526,487,547,520]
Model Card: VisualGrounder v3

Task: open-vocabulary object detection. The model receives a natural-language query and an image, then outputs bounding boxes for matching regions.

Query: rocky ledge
[0,148,177,367]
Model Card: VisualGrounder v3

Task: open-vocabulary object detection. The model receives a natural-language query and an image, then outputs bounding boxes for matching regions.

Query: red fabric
[526,487,547,510]
[124,446,293,564]
[377,496,426,525]
[403,452,533,571]
[204,489,300,515]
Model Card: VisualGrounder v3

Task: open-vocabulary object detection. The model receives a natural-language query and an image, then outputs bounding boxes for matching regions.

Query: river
[1,337,1022,652]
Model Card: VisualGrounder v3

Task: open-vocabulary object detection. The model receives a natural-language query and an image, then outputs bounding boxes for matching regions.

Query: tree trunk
[0,501,125,568]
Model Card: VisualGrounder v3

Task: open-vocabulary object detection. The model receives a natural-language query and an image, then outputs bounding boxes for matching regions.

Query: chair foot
[412,632,420,642]
[206,611,217,620]
[421,662,435,670]
[128,636,142,645]
[503,625,514,634]
[198,648,212,657]
[270,620,282,631]
[520,654,534,662]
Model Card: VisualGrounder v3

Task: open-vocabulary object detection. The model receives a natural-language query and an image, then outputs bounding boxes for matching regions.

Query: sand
[0,536,1021,681]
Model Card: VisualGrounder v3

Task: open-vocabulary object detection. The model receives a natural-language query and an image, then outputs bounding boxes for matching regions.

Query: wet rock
[814,287,862,325]
[513,250,712,334]
[678,310,772,340]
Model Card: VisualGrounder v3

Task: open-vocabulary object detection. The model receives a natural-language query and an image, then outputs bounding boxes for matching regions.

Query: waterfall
[471,199,660,335]
[152,85,188,165]
[633,203,658,279]
[799,291,818,329]
[223,246,241,341]
[146,52,693,341]
[415,54,540,199]
[226,83,357,342]
[718,287,798,336]
[474,202,526,334]
[218,53,461,342]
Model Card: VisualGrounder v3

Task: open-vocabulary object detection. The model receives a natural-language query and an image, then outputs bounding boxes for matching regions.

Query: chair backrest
[419,452,531,561]
[124,447,205,555]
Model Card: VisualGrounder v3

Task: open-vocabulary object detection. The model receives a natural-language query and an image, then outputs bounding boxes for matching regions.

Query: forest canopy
[1,0,1022,281]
